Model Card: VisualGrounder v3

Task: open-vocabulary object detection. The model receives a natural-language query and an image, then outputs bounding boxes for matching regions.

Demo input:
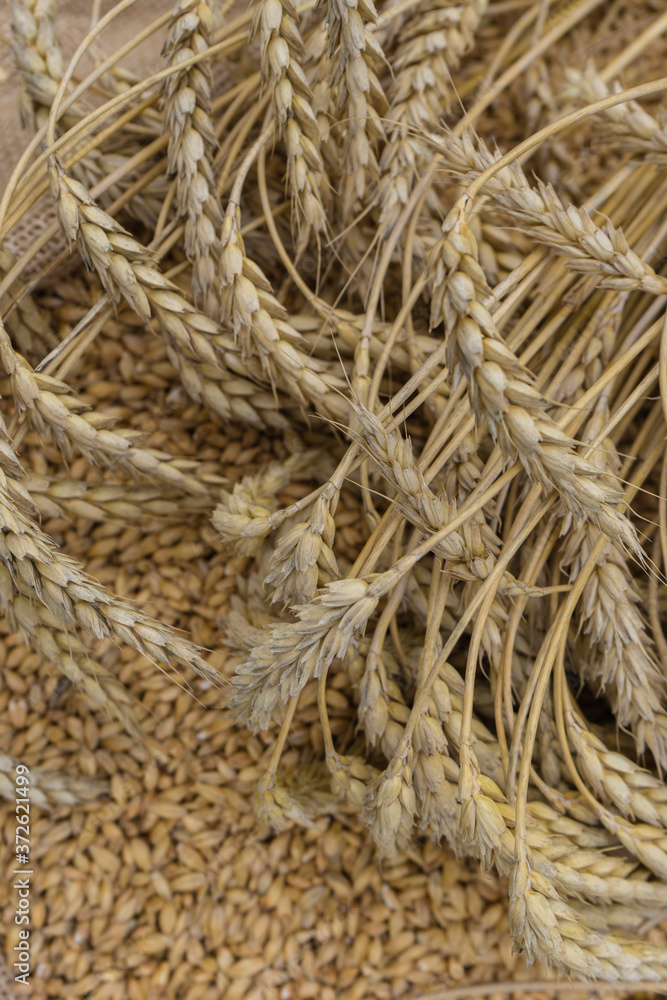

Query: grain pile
[2,0,667,996]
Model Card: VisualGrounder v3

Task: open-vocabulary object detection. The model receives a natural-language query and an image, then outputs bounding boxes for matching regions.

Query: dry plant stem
[252,0,327,241]
[162,0,223,313]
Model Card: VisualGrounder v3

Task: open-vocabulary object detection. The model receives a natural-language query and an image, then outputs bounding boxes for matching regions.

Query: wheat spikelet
[0,322,215,497]
[24,474,209,522]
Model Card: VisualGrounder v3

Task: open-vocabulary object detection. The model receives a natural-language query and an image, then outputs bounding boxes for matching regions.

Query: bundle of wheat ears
[5,0,667,986]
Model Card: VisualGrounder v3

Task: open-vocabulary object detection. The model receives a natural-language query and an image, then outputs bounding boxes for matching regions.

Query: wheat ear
[219,204,348,420]
[0,322,213,498]
[10,0,65,130]
[566,66,667,167]
[564,706,667,829]
[51,161,287,431]
[377,0,487,235]
[25,475,209,523]
[162,0,222,314]
[323,0,388,218]
[0,410,217,686]
[1,586,145,741]
[0,752,108,808]
[252,0,327,243]
[426,202,638,550]
[431,130,667,294]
